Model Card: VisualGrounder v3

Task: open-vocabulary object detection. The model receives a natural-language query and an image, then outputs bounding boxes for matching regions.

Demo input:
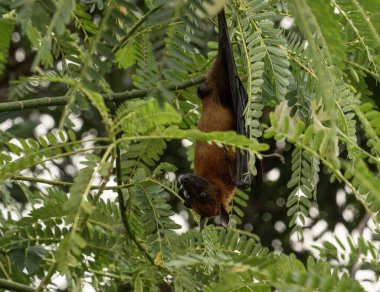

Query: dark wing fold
[217,10,253,188]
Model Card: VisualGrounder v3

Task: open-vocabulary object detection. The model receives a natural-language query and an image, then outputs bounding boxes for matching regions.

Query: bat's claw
[200,217,206,230]
[220,207,229,228]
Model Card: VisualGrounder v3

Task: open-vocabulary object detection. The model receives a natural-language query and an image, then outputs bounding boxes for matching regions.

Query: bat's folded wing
[218,10,261,188]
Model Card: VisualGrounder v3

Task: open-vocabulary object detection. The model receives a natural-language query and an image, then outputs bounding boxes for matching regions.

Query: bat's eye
[197,83,211,99]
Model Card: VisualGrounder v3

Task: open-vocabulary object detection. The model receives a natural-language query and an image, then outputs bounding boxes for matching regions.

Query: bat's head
[179,173,229,228]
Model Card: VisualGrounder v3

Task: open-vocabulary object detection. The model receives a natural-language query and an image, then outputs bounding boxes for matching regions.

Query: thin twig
[113,5,164,52]
[350,213,370,278]
[114,132,156,265]
[0,75,205,112]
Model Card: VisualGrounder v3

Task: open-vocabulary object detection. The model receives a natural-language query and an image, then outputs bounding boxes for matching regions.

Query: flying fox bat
[180,10,262,229]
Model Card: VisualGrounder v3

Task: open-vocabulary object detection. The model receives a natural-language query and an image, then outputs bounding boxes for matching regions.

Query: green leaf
[304,0,346,68]
[115,41,138,69]
[0,19,14,74]
[9,245,48,273]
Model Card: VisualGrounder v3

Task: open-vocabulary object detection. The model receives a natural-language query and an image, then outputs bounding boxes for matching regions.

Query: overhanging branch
[0,75,205,113]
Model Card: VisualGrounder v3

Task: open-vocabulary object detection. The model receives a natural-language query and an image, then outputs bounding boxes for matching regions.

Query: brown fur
[179,12,249,223]
[179,10,262,226]
[192,53,237,217]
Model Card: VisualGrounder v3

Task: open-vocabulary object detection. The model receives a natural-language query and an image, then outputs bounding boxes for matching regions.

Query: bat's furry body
[193,51,237,218]
[180,10,256,226]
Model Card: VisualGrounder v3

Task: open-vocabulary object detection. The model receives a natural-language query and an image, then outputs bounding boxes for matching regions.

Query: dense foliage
[0,0,379,291]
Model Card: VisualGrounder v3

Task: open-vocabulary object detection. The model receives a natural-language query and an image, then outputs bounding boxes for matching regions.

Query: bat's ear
[220,206,229,227]
[200,217,206,231]
[197,82,211,99]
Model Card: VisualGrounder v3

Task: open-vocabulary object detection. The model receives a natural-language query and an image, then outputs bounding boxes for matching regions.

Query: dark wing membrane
[218,10,253,187]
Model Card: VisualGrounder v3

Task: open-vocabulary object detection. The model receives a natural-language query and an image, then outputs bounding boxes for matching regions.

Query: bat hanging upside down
[180,10,261,229]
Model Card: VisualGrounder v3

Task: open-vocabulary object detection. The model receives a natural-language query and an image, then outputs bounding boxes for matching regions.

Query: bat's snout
[177,174,185,183]
[179,174,210,191]
[179,173,193,186]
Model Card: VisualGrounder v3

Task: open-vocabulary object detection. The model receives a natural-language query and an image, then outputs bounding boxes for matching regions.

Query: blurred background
[1,0,380,290]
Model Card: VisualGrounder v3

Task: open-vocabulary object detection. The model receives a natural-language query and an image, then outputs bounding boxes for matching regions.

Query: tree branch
[11,175,137,190]
[0,75,205,112]
[0,278,35,292]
